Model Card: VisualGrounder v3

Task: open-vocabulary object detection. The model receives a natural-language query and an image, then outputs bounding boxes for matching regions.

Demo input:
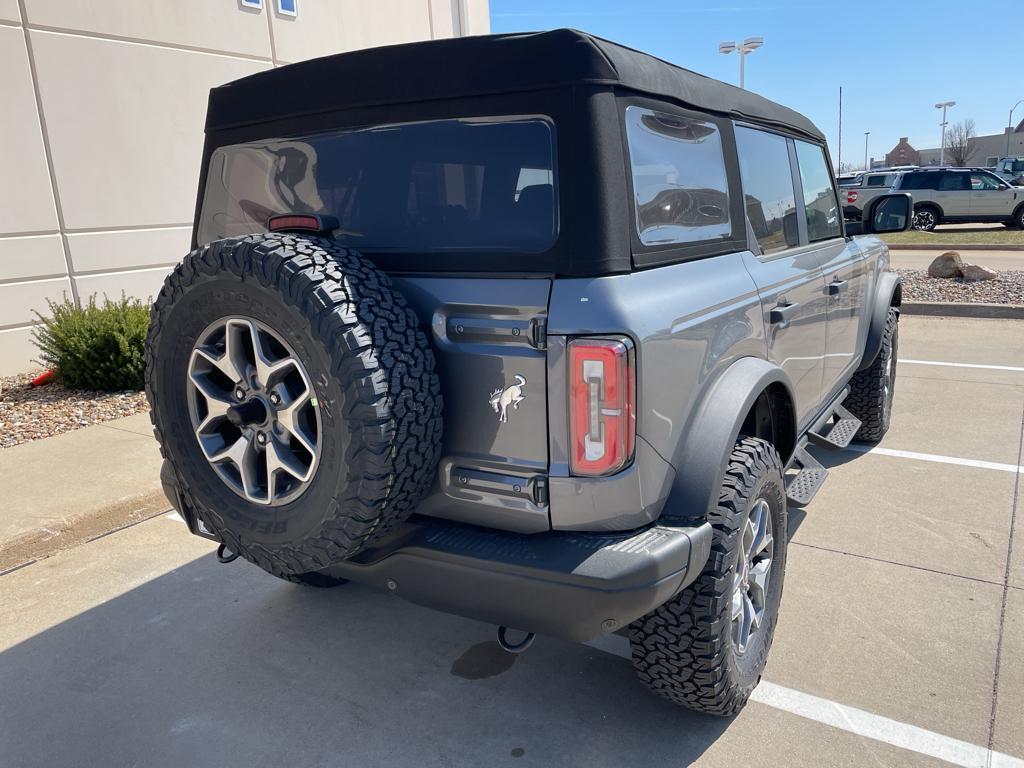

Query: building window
[277,0,297,16]
[239,0,262,9]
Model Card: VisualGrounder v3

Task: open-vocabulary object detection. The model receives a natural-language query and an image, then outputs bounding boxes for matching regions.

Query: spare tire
[146,233,443,578]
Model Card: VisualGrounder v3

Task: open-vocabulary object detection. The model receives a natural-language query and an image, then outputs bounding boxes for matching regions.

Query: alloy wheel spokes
[732,497,774,654]
[187,315,321,506]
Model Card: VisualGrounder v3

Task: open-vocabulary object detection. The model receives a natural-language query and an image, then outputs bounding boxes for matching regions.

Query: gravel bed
[0,371,149,449]
[895,269,1024,305]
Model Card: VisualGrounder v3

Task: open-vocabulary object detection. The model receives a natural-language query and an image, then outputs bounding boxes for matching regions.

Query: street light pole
[935,101,955,165]
[864,131,870,171]
[1008,100,1024,157]
[718,37,764,90]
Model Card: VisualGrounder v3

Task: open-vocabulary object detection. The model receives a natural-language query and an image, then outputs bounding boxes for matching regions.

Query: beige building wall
[0,0,489,375]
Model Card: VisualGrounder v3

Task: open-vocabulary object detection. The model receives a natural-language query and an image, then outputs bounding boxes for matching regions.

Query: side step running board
[785,444,828,506]
[807,402,861,450]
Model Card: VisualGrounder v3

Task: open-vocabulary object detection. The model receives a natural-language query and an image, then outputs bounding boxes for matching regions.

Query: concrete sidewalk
[0,412,166,572]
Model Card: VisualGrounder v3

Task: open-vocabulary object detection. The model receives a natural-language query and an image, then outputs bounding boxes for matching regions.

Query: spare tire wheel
[146,233,443,580]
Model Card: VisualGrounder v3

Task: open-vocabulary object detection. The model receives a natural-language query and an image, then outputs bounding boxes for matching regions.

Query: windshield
[199,117,558,253]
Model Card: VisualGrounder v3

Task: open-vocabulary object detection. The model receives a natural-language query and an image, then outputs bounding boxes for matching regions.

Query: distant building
[917,121,1024,167]
[884,137,921,167]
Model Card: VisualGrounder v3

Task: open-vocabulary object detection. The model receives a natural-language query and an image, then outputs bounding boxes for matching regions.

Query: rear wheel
[843,307,898,442]
[629,437,787,715]
[912,205,939,231]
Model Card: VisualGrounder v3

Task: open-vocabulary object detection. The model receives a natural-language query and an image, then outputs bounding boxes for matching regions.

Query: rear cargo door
[392,276,552,534]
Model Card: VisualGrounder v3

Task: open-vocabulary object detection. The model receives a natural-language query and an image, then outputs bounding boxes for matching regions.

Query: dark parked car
[149,29,910,715]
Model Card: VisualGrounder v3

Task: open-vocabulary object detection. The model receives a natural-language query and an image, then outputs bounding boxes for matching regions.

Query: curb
[884,243,1024,251]
[0,490,170,575]
[902,302,1024,319]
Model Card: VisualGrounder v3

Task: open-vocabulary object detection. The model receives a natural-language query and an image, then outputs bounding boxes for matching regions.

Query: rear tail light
[568,337,636,476]
[846,190,858,204]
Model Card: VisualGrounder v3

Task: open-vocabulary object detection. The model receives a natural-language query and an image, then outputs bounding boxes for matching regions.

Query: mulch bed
[895,269,1024,305]
[0,370,149,449]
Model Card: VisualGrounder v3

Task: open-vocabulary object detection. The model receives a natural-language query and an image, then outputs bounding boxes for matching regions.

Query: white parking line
[585,634,1024,768]
[844,444,1023,474]
[900,359,1024,373]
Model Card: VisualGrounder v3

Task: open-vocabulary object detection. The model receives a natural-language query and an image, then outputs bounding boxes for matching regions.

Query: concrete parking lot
[1,315,1021,767]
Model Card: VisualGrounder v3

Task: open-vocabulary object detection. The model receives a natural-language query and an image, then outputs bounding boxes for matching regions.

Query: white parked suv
[892,168,1024,230]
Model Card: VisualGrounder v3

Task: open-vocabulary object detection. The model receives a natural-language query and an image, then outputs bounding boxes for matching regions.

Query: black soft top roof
[205,28,824,143]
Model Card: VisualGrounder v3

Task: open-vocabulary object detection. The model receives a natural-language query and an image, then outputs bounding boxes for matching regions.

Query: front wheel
[629,437,787,715]
[1007,206,1024,229]
[844,307,898,442]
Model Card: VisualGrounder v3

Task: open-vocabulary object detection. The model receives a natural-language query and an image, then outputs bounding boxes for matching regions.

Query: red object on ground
[30,370,56,387]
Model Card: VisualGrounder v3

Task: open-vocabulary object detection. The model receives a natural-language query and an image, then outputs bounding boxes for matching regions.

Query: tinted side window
[865,174,887,187]
[624,106,731,246]
[971,173,1002,190]
[901,172,937,191]
[735,126,798,255]
[794,141,842,242]
[939,172,970,191]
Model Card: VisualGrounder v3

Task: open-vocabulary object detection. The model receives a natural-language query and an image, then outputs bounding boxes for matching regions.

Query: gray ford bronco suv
[149,29,911,715]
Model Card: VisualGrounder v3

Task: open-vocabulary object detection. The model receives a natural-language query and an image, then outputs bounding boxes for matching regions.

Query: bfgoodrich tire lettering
[843,307,898,442]
[629,437,787,715]
[146,233,443,579]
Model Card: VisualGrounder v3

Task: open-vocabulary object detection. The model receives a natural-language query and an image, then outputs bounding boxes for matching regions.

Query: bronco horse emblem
[489,375,526,423]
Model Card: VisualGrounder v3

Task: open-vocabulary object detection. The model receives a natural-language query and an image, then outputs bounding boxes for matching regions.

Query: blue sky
[490,0,1021,168]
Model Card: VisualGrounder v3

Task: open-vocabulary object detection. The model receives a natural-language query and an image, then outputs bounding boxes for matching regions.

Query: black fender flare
[857,270,901,371]
[666,357,797,521]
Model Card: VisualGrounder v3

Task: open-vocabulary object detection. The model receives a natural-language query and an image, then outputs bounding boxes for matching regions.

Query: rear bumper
[320,516,713,642]
[162,462,713,643]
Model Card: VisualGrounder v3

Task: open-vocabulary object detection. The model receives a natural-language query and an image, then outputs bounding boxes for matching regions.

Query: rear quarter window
[900,172,939,190]
[624,106,731,247]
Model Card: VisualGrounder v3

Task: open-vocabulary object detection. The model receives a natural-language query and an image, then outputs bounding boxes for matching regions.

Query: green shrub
[33,294,150,391]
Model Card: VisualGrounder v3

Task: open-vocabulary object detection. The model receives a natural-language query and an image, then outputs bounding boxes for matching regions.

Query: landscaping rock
[0,370,149,449]
[960,264,999,282]
[927,251,963,278]
[895,269,1024,305]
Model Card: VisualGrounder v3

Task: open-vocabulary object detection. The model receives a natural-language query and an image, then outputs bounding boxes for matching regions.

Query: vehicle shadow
[0,549,735,767]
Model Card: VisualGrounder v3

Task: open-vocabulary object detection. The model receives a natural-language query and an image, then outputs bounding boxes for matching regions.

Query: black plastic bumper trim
[320,515,713,642]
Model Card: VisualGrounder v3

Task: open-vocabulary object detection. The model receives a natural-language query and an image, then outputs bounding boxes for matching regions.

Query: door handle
[828,279,848,295]
[769,302,800,325]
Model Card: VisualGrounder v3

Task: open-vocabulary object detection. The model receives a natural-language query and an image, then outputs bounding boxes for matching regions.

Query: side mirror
[850,193,912,235]
[782,211,800,247]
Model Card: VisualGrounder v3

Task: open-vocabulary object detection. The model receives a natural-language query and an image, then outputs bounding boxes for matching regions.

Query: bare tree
[944,119,975,167]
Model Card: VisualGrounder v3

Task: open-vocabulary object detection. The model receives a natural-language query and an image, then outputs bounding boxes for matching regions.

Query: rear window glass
[624,106,731,247]
[198,117,557,253]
